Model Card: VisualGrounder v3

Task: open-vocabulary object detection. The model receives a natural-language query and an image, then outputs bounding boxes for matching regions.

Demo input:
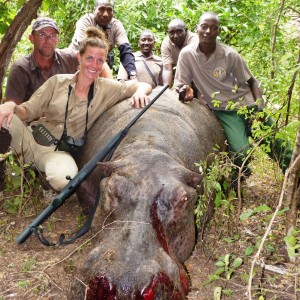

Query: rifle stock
[16,85,169,245]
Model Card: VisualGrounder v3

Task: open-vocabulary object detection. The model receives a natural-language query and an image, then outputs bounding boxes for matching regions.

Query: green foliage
[240,204,272,220]
[205,253,243,284]
[284,229,300,258]
[22,258,37,272]
[18,280,30,288]
[3,155,42,215]
[194,149,238,231]
[0,0,22,34]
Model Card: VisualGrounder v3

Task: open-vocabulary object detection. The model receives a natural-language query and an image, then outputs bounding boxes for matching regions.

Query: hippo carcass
[70,87,225,299]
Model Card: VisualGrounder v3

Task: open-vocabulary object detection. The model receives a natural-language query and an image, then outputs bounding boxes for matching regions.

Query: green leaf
[223,289,233,296]
[232,257,243,268]
[215,261,225,267]
[204,274,220,285]
[253,204,271,213]
[211,91,221,98]
[223,237,235,243]
[284,235,297,247]
[240,209,254,220]
[240,273,250,283]
[226,269,234,279]
[245,245,254,256]
[215,267,225,275]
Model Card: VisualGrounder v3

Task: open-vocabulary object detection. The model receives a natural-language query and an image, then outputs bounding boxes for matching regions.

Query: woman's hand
[0,101,16,129]
[130,93,151,108]
[130,82,152,108]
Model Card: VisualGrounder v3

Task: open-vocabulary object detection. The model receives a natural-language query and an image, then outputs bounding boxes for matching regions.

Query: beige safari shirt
[21,73,138,139]
[174,42,256,110]
[117,51,163,88]
[69,14,129,53]
[161,31,198,66]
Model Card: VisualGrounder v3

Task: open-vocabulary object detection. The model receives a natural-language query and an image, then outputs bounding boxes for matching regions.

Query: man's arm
[118,43,137,77]
[101,62,114,79]
[247,76,263,101]
[116,62,129,81]
[162,64,173,87]
[161,37,175,87]
[174,50,194,102]
[69,14,93,51]
[112,20,137,77]
[5,63,29,104]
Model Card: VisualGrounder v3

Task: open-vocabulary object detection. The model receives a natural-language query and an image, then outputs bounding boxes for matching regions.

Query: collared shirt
[5,48,79,103]
[117,51,163,88]
[161,31,198,66]
[21,73,138,139]
[174,42,255,110]
[69,14,129,53]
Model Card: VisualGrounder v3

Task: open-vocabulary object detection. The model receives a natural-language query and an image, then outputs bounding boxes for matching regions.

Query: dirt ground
[1,158,300,300]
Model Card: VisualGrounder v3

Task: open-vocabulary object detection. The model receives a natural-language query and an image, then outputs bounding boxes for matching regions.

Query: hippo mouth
[86,270,189,300]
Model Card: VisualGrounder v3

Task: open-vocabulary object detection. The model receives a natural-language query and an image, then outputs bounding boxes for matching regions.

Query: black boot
[0,128,12,192]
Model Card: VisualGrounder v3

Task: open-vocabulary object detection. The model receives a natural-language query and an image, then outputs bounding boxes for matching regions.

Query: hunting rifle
[16,85,168,245]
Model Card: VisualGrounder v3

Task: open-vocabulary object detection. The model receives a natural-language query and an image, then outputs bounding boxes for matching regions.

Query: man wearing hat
[5,16,112,104]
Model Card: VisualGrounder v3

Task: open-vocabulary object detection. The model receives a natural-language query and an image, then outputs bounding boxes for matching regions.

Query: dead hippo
[69,87,225,299]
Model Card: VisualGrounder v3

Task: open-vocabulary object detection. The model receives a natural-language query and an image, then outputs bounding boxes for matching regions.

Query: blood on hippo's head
[72,156,203,299]
[86,271,188,299]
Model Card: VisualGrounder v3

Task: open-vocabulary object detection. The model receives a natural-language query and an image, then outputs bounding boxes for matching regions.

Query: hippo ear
[183,170,203,188]
[97,161,123,177]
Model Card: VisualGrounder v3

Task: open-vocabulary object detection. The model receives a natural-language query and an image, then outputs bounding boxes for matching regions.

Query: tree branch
[270,0,286,79]
[0,0,42,99]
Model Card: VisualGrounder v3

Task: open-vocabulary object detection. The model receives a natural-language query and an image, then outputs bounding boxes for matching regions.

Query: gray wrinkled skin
[69,88,225,299]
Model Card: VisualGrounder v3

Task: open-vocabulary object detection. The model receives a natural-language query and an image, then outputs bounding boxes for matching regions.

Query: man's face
[29,27,59,57]
[94,1,114,26]
[168,24,187,47]
[197,15,220,45]
[139,32,155,56]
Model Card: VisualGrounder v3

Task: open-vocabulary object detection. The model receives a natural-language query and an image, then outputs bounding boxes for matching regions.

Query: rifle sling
[30,172,101,246]
[142,58,157,87]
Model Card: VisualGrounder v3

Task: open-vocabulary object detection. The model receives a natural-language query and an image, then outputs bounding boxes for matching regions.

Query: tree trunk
[0,0,42,100]
[284,127,300,262]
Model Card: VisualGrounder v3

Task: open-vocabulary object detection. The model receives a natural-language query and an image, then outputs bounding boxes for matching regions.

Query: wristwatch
[129,71,137,80]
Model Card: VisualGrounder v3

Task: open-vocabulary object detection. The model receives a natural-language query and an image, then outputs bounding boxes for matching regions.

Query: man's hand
[0,101,16,129]
[178,85,194,102]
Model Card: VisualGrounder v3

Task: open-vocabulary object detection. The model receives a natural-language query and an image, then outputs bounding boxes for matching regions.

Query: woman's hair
[79,27,109,56]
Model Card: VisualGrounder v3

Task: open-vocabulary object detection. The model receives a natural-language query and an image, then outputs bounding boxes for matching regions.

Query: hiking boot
[0,128,12,192]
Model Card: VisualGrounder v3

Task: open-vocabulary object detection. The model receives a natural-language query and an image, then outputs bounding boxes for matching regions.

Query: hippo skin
[69,87,225,299]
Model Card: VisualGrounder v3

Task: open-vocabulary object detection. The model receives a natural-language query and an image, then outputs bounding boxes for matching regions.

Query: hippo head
[71,151,202,299]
